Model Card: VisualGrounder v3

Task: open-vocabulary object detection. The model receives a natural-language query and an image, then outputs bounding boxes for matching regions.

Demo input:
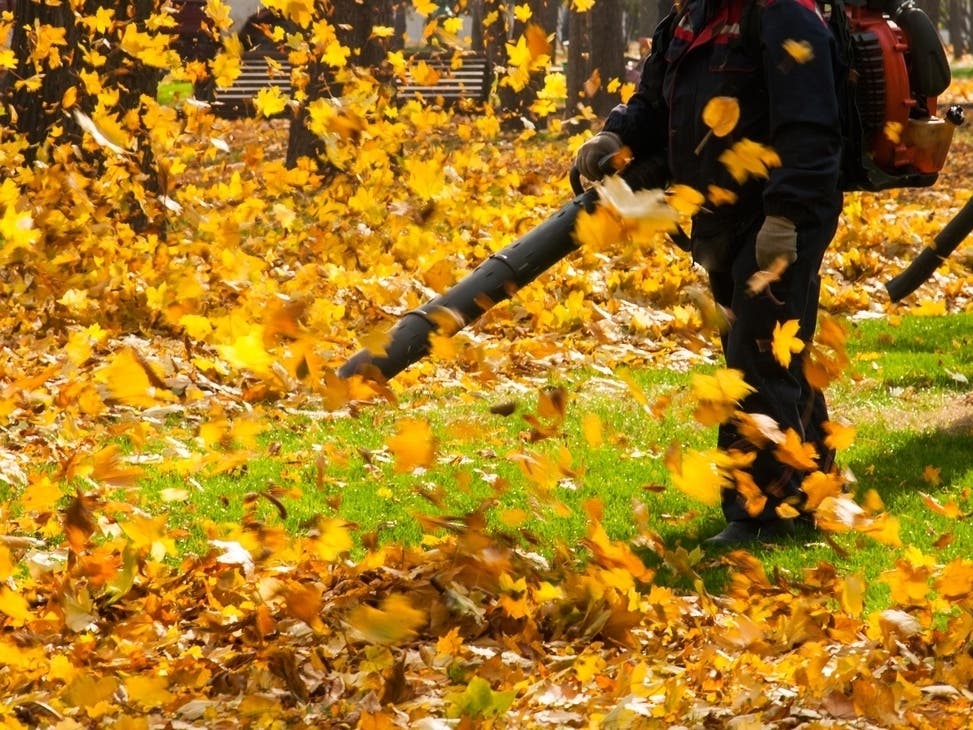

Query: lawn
[132,310,973,609]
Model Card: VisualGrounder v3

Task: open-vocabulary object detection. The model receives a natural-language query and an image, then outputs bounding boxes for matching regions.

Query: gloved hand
[755,215,798,270]
[575,131,622,181]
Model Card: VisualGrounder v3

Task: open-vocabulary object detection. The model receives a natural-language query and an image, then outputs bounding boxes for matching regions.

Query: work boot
[705,519,796,546]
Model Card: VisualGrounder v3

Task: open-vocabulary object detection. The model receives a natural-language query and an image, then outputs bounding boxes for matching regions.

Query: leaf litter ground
[1,103,972,727]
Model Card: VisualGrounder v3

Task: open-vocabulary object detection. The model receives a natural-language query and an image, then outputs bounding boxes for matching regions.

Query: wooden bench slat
[201,51,491,116]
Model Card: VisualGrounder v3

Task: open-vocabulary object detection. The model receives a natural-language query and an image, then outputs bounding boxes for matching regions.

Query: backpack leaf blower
[833,0,970,300]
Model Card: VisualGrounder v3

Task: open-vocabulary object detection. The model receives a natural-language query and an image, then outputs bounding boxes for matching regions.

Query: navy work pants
[694,214,838,523]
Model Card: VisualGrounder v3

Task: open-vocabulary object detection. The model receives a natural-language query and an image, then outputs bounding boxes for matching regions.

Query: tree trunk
[285,0,394,170]
[949,0,965,57]
[588,0,624,117]
[565,3,587,120]
[918,0,940,25]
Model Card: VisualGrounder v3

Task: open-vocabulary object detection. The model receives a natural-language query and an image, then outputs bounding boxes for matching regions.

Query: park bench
[198,49,492,118]
[396,52,492,107]
[197,48,292,118]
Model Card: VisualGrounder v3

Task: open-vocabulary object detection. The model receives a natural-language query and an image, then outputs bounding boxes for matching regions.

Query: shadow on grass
[635,407,973,597]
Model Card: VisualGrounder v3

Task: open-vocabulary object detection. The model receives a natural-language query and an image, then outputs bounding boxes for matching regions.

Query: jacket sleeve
[601,11,675,161]
[760,0,844,226]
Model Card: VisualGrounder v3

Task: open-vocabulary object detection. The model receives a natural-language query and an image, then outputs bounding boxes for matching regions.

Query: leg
[711,217,836,539]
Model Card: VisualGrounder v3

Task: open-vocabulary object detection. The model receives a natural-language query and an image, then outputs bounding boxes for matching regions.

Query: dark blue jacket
[604,0,843,238]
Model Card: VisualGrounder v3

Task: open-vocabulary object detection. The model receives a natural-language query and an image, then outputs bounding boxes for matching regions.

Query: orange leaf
[823,420,856,451]
[387,418,436,473]
[774,428,818,471]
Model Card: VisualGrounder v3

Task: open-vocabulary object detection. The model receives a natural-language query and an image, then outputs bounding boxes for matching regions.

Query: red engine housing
[842,3,955,187]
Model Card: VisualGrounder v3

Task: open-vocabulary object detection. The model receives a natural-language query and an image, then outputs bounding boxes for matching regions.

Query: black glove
[575,131,622,181]
[755,216,797,270]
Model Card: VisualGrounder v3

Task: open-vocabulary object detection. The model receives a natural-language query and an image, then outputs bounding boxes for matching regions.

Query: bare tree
[565,0,625,122]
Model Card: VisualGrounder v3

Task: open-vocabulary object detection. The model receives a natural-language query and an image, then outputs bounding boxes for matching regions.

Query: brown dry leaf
[583,68,602,98]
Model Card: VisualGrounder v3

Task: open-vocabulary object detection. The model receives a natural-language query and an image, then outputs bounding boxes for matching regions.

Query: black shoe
[704,519,795,546]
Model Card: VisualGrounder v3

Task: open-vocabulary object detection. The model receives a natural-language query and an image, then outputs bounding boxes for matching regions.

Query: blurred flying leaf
[782,38,814,63]
[348,594,425,646]
[387,418,436,473]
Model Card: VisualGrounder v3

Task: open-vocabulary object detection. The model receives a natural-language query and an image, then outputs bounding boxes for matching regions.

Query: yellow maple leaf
[0,586,30,625]
[921,464,942,486]
[666,184,705,216]
[410,59,441,86]
[514,3,533,22]
[0,203,42,256]
[573,205,624,251]
[436,626,465,658]
[719,138,781,183]
[774,428,818,470]
[919,492,963,519]
[254,85,289,117]
[119,24,175,68]
[884,120,903,144]
[387,418,436,472]
[694,369,756,425]
[840,572,866,617]
[404,156,445,200]
[81,6,115,33]
[30,22,67,65]
[96,348,178,408]
[937,560,973,600]
[216,328,275,377]
[707,184,738,206]
[771,319,805,368]
[573,0,596,11]
[124,675,174,710]
[801,470,843,511]
[348,594,425,645]
[582,412,603,447]
[413,0,438,15]
[861,513,902,546]
[734,469,768,516]
[323,40,350,68]
[310,516,354,561]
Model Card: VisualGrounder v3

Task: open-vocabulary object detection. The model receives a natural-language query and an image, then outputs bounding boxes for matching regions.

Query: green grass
[157,80,194,106]
[133,312,973,608]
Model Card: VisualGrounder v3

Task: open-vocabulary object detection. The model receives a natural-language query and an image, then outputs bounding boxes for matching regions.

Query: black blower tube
[337,155,670,381]
[338,188,599,380]
[886,195,973,302]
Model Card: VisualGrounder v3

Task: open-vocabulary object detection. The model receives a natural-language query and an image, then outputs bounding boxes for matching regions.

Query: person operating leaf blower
[575,0,844,545]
